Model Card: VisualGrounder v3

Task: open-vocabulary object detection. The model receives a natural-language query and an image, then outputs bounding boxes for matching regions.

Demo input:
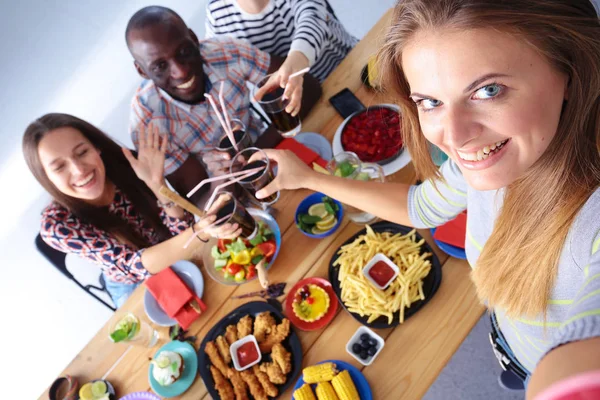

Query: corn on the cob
[331,370,360,400]
[316,381,339,400]
[303,362,338,384]
[294,383,317,400]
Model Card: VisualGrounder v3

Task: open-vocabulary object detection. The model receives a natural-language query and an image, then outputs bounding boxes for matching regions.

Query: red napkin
[145,267,207,330]
[275,138,328,168]
[433,211,467,249]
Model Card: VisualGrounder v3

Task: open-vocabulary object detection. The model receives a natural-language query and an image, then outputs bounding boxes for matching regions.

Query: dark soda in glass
[239,160,278,204]
[214,194,258,239]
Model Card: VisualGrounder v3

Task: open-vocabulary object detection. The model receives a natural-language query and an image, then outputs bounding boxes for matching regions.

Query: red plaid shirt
[129,37,270,175]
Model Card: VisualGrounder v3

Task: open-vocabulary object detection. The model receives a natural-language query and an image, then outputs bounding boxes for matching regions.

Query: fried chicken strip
[216,335,232,364]
[237,315,253,338]
[227,368,249,400]
[225,324,238,345]
[253,365,278,397]
[259,362,287,385]
[253,311,276,342]
[259,318,291,353]
[210,366,235,400]
[206,341,229,376]
[240,369,268,400]
[271,343,292,374]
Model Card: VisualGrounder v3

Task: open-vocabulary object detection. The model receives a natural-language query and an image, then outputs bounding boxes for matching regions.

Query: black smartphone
[329,88,366,119]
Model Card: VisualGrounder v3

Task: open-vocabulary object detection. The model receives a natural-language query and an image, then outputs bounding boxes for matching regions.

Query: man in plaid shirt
[126,6,320,204]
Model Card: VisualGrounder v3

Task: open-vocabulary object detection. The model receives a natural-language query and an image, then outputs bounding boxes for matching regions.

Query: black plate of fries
[197,301,303,399]
[328,221,442,328]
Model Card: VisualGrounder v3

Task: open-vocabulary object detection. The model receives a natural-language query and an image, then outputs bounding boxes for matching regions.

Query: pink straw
[219,81,234,139]
[186,167,264,198]
[288,67,310,80]
[205,93,239,152]
[204,169,263,212]
[183,213,234,249]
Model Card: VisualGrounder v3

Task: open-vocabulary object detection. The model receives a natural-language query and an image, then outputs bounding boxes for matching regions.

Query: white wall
[0,1,395,398]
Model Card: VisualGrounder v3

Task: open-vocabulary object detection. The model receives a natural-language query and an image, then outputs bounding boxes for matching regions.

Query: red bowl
[341,105,402,165]
[284,277,338,331]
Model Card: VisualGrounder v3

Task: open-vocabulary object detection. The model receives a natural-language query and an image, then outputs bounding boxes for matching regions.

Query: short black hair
[125,6,186,49]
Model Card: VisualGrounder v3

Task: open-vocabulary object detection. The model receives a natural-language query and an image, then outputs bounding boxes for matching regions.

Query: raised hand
[198,193,243,239]
[254,51,309,117]
[248,149,314,199]
[123,122,168,193]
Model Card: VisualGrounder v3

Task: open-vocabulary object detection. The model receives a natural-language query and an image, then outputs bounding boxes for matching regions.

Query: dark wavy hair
[23,113,171,248]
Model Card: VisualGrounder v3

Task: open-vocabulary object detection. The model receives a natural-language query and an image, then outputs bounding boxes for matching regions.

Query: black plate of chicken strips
[198,301,302,399]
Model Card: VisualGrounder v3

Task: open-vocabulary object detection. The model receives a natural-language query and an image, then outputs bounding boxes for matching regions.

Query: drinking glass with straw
[213,118,252,158]
[229,147,280,206]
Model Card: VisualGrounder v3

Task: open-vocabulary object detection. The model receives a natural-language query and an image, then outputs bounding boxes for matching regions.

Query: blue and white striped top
[205,0,358,82]
[408,160,600,372]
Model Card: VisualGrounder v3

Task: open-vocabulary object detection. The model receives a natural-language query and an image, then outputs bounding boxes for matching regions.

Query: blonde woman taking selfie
[252,0,600,396]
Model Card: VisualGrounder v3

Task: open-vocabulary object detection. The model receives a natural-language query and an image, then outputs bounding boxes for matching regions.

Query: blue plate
[295,132,333,161]
[293,359,372,399]
[430,228,467,259]
[144,260,205,326]
[198,301,303,399]
[148,341,198,398]
[296,192,344,239]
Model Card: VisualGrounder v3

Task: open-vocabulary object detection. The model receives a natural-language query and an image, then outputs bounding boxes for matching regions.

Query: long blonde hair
[378,0,600,317]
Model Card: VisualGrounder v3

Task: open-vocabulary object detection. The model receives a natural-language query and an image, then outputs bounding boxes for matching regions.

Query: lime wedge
[153,355,171,369]
[317,217,337,231]
[356,172,370,181]
[79,383,94,400]
[111,313,140,342]
[91,381,107,398]
[311,226,330,235]
[308,203,328,218]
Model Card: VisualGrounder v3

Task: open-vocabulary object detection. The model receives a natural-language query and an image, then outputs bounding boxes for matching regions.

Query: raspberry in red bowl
[341,105,402,165]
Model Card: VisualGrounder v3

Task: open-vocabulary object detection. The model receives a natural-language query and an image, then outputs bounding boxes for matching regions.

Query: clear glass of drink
[108,313,159,348]
[214,118,253,158]
[326,151,385,225]
[253,74,302,137]
[212,192,259,239]
[229,147,280,207]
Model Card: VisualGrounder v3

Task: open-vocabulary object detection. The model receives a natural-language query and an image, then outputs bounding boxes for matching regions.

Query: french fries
[333,225,432,324]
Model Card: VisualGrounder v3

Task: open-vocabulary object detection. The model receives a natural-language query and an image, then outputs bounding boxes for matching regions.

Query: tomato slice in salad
[226,263,242,275]
[256,240,276,260]
[246,265,257,280]
[218,239,232,253]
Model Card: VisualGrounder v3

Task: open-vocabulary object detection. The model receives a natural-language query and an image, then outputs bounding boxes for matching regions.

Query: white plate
[144,260,204,326]
[295,132,333,161]
[332,104,411,176]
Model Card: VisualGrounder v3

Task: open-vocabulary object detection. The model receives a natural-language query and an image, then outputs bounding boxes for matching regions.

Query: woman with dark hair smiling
[251,0,600,396]
[23,113,240,307]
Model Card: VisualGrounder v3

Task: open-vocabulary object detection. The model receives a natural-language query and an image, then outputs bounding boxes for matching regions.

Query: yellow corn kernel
[316,381,339,400]
[294,383,317,400]
[331,370,360,400]
[303,362,338,384]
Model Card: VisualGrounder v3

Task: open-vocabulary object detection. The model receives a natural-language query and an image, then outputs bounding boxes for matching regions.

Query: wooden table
[40,9,484,400]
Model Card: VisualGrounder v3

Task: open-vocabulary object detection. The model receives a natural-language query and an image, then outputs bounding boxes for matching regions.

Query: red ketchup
[368,261,395,287]
[236,342,259,367]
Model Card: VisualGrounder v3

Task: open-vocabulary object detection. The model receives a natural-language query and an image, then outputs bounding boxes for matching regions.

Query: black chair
[35,234,116,312]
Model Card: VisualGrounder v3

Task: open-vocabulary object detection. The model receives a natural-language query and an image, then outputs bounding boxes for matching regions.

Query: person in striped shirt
[205,0,357,104]
[250,0,600,397]
[126,6,320,205]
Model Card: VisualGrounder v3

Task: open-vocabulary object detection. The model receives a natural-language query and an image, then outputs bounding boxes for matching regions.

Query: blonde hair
[378,0,600,317]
